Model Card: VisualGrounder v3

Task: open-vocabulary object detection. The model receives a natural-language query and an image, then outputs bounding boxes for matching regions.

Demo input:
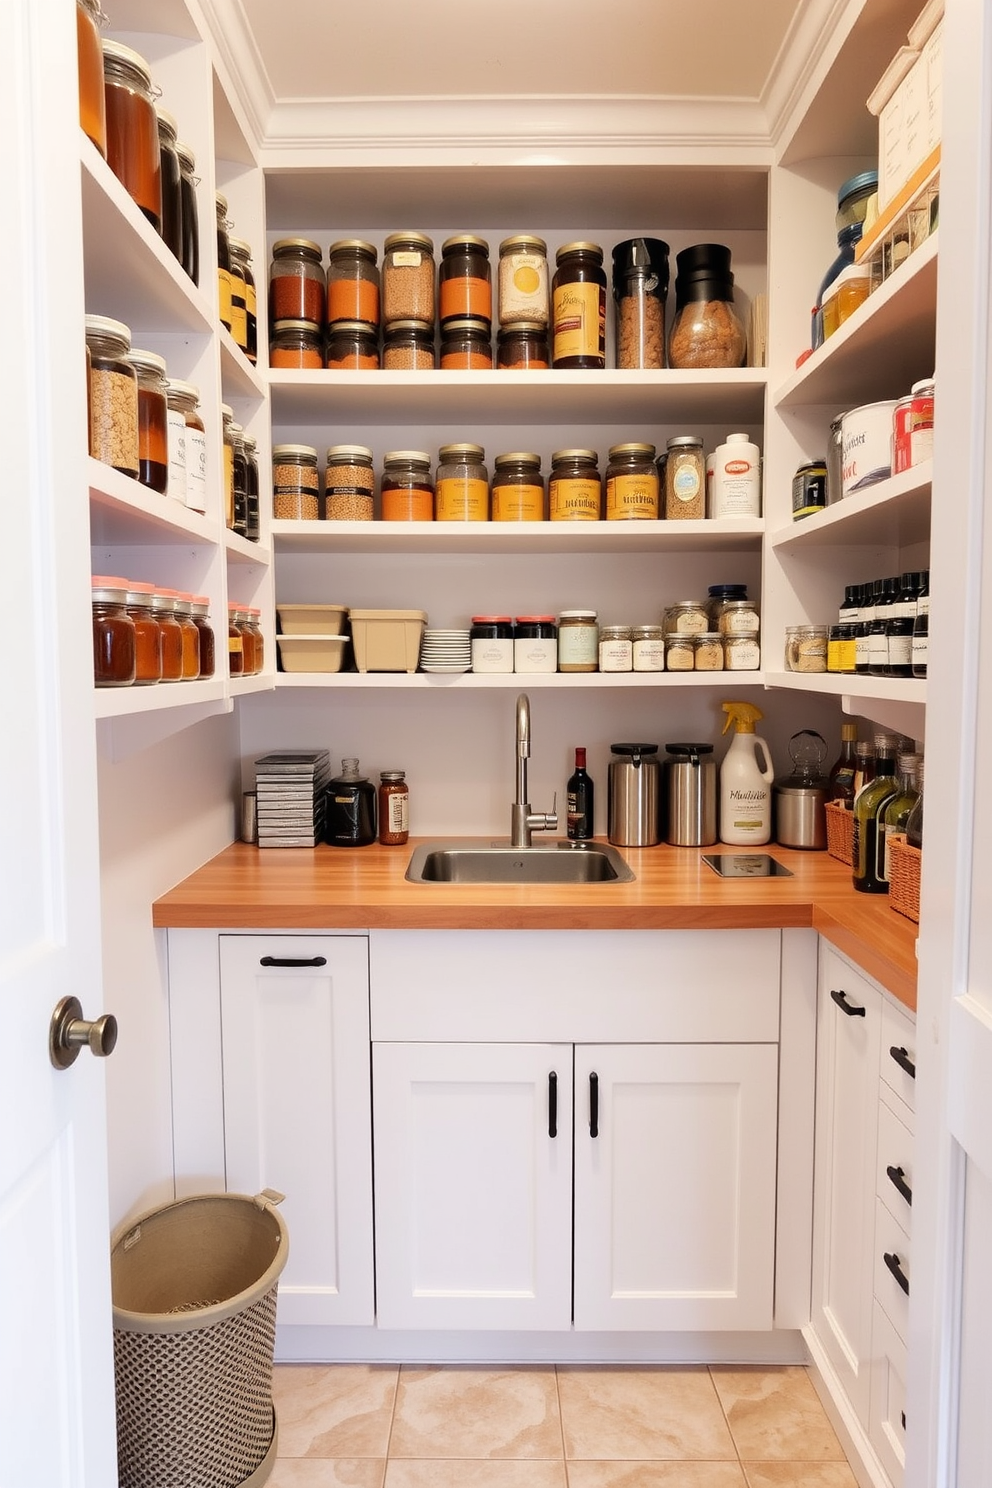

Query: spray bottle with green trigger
[719,700,775,845]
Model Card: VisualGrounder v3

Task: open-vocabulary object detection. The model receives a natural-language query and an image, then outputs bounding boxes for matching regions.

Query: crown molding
[196,0,275,147]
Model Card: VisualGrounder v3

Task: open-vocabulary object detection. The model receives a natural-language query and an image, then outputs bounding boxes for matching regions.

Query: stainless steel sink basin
[405,841,635,884]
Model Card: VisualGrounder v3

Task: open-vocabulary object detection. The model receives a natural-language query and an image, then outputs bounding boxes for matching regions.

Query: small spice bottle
[549,449,601,521]
[470,616,514,674]
[243,434,260,542]
[382,232,435,328]
[327,239,380,329]
[491,453,544,521]
[215,193,233,332]
[325,321,380,370]
[664,436,705,520]
[229,238,256,360]
[272,444,320,521]
[124,581,163,685]
[514,616,557,674]
[166,381,205,511]
[91,576,136,687]
[227,602,245,676]
[270,319,323,369]
[439,235,492,325]
[378,770,410,846]
[723,633,761,671]
[599,625,633,672]
[692,633,724,671]
[381,451,434,521]
[605,443,659,520]
[496,321,550,369]
[498,236,549,326]
[85,315,139,478]
[175,140,199,286]
[156,108,183,265]
[631,624,665,671]
[435,444,489,521]
[77,0,107,157]
[382,319,435,369]
[171,592,201,679]
[325,445,375,522]
[439,317,492,369]
[552,243,606,368]
[128,347,170,495]
[150,589,184,681]
[190,596,216,678]
[102,41,161,231]
[557,611,599,673]
[269,238,325,326]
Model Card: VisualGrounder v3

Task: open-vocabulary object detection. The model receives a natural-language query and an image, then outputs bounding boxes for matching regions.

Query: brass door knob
[49,996,118,1070]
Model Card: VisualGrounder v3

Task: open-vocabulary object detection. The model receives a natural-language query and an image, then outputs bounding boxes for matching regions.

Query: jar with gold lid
[327,239,380,329]
[382,232,435,327]
[439,318,492,369]
[491,453,544,521]
[498,236,549,326]
[549,449,601,521]
[92,576,136,687]
[557,611,599,673]
[383,319,435,369]
[436,444,488,521]
[496,321,549,369]
[605,443,658,520]
[439,235,492,326]
[381,451,434,521]
[215,193,232,332]
[325,321,379,370]
[269,238,325,326]
[552,243,606,368]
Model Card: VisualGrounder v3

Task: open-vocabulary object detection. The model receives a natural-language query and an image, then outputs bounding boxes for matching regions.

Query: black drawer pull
[901,1411,907,1432]
[589,1071,599,1139]
[259,955,327,968]
[884,1251,910,1295]
[830,988,866,1017]
[889,1045,916,1079]
[886,1164,913,1206]
[548,1071,558,1139]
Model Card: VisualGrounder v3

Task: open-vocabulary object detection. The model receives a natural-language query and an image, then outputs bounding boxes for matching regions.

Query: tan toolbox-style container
[349,609,427,673]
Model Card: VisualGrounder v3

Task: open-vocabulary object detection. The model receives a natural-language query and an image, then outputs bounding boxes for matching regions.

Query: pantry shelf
[88,459,215,547]
[770,463,931,550]
[93,675,228,720]
[270,518,764,556]
[274,671,768,691]
[764,671,926,705]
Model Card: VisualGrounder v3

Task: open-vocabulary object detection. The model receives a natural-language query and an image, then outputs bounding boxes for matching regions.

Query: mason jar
[435,443,489,521]
[102,40,161,230]
[77,0,107,156]
[498,235,549,326]
[325,445,375,522]
[270,319,323,369]
[382,319,435,369]
[557,611,599,673]
[605,442,659,520]
[549,448,601,521]
[128,347,169,495]
[382,231,435,328]
[552,242,606,368]
[326,239,380,329]
[271,443,320,521]
[598,625,633,672]
[439,235,492,326]
[325,320,380,370]
[381,451,434,521]
[215,193,232,332]
[439,317,492,369]
[269,237,325,326]
[85,315,139,478]
[496,321,550,369]
[491,452,544,521]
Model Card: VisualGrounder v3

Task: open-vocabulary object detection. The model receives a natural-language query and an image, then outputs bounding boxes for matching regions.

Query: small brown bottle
[378,770,410,845]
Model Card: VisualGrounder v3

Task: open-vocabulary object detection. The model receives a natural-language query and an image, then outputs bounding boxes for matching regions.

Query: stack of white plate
[419,628,472,673]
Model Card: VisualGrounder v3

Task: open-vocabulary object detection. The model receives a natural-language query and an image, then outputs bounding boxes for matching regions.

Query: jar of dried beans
[498,236,549,326]
[327,239,380,329]
[668,243,746,370]
[382,319,435,369]
[381,451,434,521]
[128,347,169,495]
[325,321,380,369]
[435,444,488,521]
[272,444,320,521]
[605,443,658,520]
[439,235,492,326]
[382,232,435,328]
[102,41,161,231]
[549,449,601,521]
[439,318,492,369]
[491,453,544,522]
[325,445,375,522]
[612,237,669,369]
[85,316,139,478]
[269,238,325,326]
[270,319,323,369]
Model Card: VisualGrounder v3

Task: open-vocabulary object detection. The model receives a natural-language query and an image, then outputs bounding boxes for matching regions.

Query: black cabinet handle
[830,988,866,1017]
[886,1164,913,1206]
[259,955,327,968]
[889,1045,916,1079]
[548,1071,558,1139]
[901,1411,907,1432]
[589,1071,599,1139]
[884,1251,910,1295]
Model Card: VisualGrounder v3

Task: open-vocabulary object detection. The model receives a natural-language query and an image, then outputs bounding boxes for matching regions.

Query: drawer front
[880,997,917,1113]
[870,1299,908,1488]
[874,1197,911,1344]
[877,1095,914,1231]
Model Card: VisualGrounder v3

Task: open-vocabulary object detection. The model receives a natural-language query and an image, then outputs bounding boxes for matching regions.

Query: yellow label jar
[491,452,544,521]
[549,448,601,521]
[605,443,659,520]
[435,443,489,521]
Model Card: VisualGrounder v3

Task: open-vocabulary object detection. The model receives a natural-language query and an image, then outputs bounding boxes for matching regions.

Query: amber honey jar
[77,0,106,157]
[381,451,434,521]
[227,603,245,676]
[91,576,136,687]
[172,593,201,680]
[102,41,162,231]
[491,453,544,521]
[128,348,170,495]
[124,581,163,685]
[151,590,184,681]
[190,596,216,678]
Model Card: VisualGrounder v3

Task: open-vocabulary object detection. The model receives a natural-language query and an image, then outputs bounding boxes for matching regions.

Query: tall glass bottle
[852,733,900,893]
[912,571,929,679]
[852,740,876,800]
[905,761,924,848]
[882,752,922,880]
[868,576,899,676]
[567,747,595,841]
[827,721,858,807]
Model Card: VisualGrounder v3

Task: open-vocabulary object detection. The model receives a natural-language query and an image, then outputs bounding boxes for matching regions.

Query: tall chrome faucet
[510,693,558,848]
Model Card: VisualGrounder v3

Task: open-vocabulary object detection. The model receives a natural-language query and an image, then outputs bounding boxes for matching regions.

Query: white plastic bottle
[719,700,775,844]
[710,433,761,518]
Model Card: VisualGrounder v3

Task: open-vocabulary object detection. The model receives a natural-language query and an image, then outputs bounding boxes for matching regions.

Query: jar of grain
[128,347,169,495]
[381,451,434,521]
[270,319,323,369]
[77,0,107,157]
[665,633,694,671]
[599,625,633,672]
[549,449,601,521]
[664,600,709,634]
[272,443,320,521]
[692,633,724,671]
[269,238,325,326]
[327,239,380,329]
[382,319,435,369]
[664,436,705,519]
[439,235,492,326]
[785,625,828,672]
[498,236,549,326]
[612,237,669,369]
[630,624,665,671]
[513,617,557,674]
[325,321,380,369]
[102,41,161,231]
[91,576,136,687]
[85,315,139,478]
[439,317,492,369]
[605,443,658,520]
[724,634,761,671]
[717,599,760,636]
[168,381,205,511]
[491,453,544,521]
[382,232,435,328]
[496,322,549,369]
[435,444,489,521]
[325,445,374,521]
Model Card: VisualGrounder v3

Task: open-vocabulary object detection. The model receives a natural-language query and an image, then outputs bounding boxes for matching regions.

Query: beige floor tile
[743,1464,860,1488]
[273,1363,399,1458]
[389,1365,563,1459]
[567,1463,747,1487]
[268,1459,386,1487]
[556,1366,737,1462]
[385,1461,567,1487]
[710,1368,847,1462]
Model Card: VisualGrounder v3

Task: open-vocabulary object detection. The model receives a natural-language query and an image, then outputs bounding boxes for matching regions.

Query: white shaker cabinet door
[572,1042,778,1331]
[219,935,374,1327]
[373,1041,573,1330]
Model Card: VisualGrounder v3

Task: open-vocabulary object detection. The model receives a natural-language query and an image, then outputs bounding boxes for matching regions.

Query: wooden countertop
[153,838,919,1011]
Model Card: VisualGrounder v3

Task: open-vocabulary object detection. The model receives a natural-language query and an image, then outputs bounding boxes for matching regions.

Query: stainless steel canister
[664,742,717,846]
[607,743,661,846]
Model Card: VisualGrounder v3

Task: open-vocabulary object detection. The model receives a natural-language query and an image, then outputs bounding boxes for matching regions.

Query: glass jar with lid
[599,625,633,672]
[327,239,380,329]
[382,320,435,369]
[226,604,246,676]
[245,608,265,675]
[242,434,260,541]
[612,238,670,369]
[164,380,188,504]
[156,108,182,264]
[557,611,599,673]
[664,436,705,519]
[724,633,761,671]
[716,598,760,636]
[664,599,709,634]
[77,0,107,156]
[382,232,435,328]
[498,236,549,326]
[435,444,489,522]
[91,576,136,687]
[270,319,323,369]
[491,453,544,522]
[168,381,206,512]
[549,449,601,521]
[272,444,320,521]
[552,243,606,368]
[102,41,162,230]
[325,445,375,522]
[439,235,492,326]
[150,589,184,681]
[785,624,829,672]
[175,140,199,286]
[378,771,410,846]
[381,451,434,521]
[225,233,247,352]
[171,592,201,679]
[470,617,514,674]
[190,596,216,678]
[665,633,694,671]
[513,617,557,674]
[269,238,325,326]
[325,321,380,369]
[228,421,248,536]
[605,443,659,520]
[85,315,139,478]
[220,405,236,527]
[668,243,746,369]
[128,347,169,495]
[229,239,256,359]
[231,606,254,675]
[692,633,724,671]
[439,318,492,369]
[124,581,162,685]
[215,193,233,332]
[496,322,549,369]
[631,624,665,671]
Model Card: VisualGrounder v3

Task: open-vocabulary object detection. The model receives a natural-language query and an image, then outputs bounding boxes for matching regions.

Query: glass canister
[496,321,549,369]
[327,239,380,329]
[605,443,658,520]
[226,602,245,676]
[150,589,183,681]
[498,235,549,326]
[784,624,829,672]
[381,451,434,521]
[270,319,324,369]
[724,633,761,671]
[128,347,169,495]
[229,421,248,537]
[491,452,544,521]
[665,632,695,671]
[272,443,320,521]
[631,624,665,671]
[435,443,489,521]
[91,576,136,687]
[664,436,705,519]
[102,41,162,230]
[549,448,601,521]
[172,592,201,679]
[325,445,375,521]
[717,598,760,636]
[382,319,435,369]
[664,599,709,634]
[557,611,599,673]
[85,315,139,478]
[269,238,325,326]
[227,237,248,353]
[175,140,199,286]
[439,235,492,326]
[513,617,557,674]
[668,243,746,369]
[243,434,260,541]
[692,633,724,671]
[190,595,216,678]
[77,0,106,157]
[215,193,233,332]
[167,381,206,512]
[229,239,256,358]
[325,321,380,369]
[156,108,182,263]
[470,616,514,674]
[612,237,669,369]
[439,318,492,369]
[378,770,410,846]
[599,625,633,672]
[552,242,606,369]
[221,404,236,527]
[382,231,435,328]
[124,580,162,685]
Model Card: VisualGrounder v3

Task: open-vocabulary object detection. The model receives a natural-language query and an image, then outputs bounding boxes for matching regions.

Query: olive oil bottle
[852,733,900,892]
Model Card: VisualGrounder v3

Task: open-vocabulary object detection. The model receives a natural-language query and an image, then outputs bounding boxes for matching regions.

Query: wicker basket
[824,802,855,865]
[888,832,922,922]
[111,1191,288,1488]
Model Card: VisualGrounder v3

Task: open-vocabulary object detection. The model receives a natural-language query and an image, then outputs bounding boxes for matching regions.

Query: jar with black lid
[498,235,549,326]
[491,453,544,522]
[382,232,435,328]
[325,321,380,370]
[85,315,139,478]
[102,41,162,231]
[327,239,380,329]
[612,237,670,369]
[383,319,435,369]
[92,576,136,687]
[242,433,260,541]
[439,318,492,369]
[549,449,601,521]
[668,243,746,369]
[175,140,199,286]
[229,239,256,361]
[436,444,489,522]
[269,238,325,326]
[496,322,549,369]
[155,108,182,263]
[228,420,248,537]
[605,442,658,520]
[552,243,606,369]
[215,193,232,332]
[439,235,492,326]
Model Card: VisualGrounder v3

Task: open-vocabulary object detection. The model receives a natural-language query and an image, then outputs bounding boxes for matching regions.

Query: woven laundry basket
[111,1190,288,1488]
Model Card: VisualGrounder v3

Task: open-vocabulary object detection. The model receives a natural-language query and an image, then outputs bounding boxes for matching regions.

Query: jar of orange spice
[381,451,434,521]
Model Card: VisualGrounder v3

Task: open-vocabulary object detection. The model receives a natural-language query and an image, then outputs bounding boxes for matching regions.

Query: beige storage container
[276,603,348,636]
[276,634,349,673]
[349,609,428,673]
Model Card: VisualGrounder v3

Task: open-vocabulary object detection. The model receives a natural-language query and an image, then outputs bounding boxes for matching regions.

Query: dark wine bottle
[827,721,858,807]
[567,747,594,841]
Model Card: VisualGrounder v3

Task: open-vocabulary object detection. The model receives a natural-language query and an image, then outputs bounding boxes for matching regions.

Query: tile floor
[267,1362,860,1487]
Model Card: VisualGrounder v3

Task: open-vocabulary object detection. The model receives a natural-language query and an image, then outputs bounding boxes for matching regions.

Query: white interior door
[0,1,118,1481]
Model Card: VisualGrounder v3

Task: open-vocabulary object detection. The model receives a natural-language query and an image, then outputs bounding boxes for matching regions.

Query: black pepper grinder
[325,758,377,846]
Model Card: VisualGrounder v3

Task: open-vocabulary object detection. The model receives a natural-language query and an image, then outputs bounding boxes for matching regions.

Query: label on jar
[558,625,598,668]
[725,636,761,670]
[391,251,423,267]
[632,638,666,671]
[185,426,208,512]
[499,253,549,323]
[720,608,760,635]
[606,473,659,520]
[549,478,601,520]
[167,408,187,502]
[668,609,708,634]
[514,637,557,672]
[436,478,489,521]
[553,282,603,361]
[492,483,543,521]
[598,638,632,671]
[386,792,409,835]
[671,463,701,503]
[472,638,514,673]
[888,635,913,668]
[440,276,491,321]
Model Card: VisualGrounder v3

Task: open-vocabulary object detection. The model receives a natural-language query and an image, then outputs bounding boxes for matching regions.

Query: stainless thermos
[664,742,717,846]
[607,742,661,846]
